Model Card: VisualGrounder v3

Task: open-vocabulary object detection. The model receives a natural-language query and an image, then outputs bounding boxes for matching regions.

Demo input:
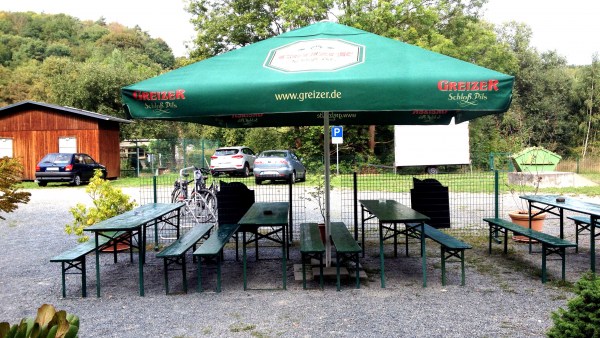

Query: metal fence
[135,169,508,244]
[126,141,600,244]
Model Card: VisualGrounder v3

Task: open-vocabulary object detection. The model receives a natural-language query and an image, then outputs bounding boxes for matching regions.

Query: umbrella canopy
[122,21,514,266]
[122,21,513,127]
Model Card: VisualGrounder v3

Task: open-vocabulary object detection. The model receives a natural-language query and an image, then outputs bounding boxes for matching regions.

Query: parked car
[209,146,256,177]
[253,150,307,184]
[35,153,107,187]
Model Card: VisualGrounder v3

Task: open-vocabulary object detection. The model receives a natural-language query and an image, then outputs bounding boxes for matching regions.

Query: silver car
[254,150,307,184]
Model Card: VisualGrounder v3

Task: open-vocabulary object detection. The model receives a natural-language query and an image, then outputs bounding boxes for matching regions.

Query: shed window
[0,138,13,158]
[59,137,77,153]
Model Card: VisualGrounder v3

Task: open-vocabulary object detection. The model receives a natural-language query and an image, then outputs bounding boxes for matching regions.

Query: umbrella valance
[122,21,513,128]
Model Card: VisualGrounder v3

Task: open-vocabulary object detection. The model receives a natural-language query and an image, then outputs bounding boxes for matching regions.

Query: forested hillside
[1,3,598,169]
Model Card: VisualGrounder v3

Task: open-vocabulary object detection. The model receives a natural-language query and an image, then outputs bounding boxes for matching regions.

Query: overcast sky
[2,0,599,65]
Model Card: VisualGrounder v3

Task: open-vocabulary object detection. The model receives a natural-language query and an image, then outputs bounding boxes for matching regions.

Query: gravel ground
[0,187,597,337]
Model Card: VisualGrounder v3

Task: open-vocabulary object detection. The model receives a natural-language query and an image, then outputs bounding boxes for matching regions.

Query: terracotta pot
[508,210,546,242]
[318,223,326,244]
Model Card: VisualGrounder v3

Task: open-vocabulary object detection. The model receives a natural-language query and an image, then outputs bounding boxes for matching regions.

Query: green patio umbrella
[122,21,514,264]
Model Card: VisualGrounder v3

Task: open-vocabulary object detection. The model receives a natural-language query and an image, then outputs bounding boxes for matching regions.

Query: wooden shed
[0,101,131,181]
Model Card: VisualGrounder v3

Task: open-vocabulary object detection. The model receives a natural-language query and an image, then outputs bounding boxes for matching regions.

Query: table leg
[379,222,385,288]
[592,216,597,273]
[243,231,247,290]
[94,232,101,297]
[393,223,398,258]
[421,222,427,288]
[282,225,287,290]
[559,208,564,239]
[528,203,533,254]
[138,229,144,296]
[361,207,365,257]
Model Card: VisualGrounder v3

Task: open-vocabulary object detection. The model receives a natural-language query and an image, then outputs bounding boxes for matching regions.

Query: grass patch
[229,322,257,333]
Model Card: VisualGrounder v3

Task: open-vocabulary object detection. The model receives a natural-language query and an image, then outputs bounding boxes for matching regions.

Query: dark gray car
[253,150,307,184]
[35,153,107,186]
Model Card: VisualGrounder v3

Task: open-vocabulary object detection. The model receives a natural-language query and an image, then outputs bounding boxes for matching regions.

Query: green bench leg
[182,256,188,294]
[393,223,398,258]
[461,250,465,286]
[163,259,170,294]
[441,247,446,286]
[542,244,547,283]
[561,248,566,281]
[61,262,67,298]
[243,231,247,291]
[216,252,222,293]
[379,224,385,288]
[336,254,341,292]
[301,253,307,290]
[80,258,87,297]
[197,258,203,292]
[488,225,492,254]
[319,254,324,290]
[355,254,360,289]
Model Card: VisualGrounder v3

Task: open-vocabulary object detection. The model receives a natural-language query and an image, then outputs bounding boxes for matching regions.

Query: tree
[579,54,599,159]
[547,272,600,338]
[0,157,31,220]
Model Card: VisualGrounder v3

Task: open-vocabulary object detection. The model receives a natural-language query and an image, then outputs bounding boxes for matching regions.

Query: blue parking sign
[332,126,343,144]
[332,126,343,138]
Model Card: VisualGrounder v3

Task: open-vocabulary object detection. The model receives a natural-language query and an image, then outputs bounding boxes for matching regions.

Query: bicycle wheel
[158,188,185,241]
[190,189,218,223]
[171,188,184,203]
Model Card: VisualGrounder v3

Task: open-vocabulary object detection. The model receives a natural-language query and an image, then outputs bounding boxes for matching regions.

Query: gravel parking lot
[0,186,595,337]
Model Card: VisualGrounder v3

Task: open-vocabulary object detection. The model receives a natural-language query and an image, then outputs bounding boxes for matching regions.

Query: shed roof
[0,100,132,124]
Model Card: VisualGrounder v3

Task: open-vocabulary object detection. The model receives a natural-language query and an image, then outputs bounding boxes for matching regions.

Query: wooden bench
[156,223,213,294]
[406,223,472,286]
[567,215,600,253]
[193,223,240,292]
[299,223,326,289]
[50,231,129,297]
[483,218,577,283]
[330,222,361,291]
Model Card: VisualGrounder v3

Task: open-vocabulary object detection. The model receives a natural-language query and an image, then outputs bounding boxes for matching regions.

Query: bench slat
[330,222,361,253]
[157,223,213,258]
[50,231,127,262]
[568,215,600,227]
[300,223,325,253]
[193,223,240,256]
[407,223,471,249]
[483,218,576,247]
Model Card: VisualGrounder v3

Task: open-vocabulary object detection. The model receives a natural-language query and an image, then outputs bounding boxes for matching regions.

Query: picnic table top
[237,202,289,226]
[521,195,600,217]
[359,199,430,223]
[85,202,185,232]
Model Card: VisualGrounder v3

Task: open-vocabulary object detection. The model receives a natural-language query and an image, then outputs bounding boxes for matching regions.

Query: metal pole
[153,174,159,250]
[336,143,339,175]
[136,144,140,177]
[324,113,331,267]
[494,170,499,218]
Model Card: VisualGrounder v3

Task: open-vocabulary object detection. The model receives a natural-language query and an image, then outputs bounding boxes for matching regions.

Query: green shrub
[65,170,136,242]
[0,156,30,220]
[547,272,600,338]
[0,304,79,338]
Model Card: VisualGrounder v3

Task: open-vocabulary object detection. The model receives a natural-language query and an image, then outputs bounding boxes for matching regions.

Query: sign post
[331,126,343,175]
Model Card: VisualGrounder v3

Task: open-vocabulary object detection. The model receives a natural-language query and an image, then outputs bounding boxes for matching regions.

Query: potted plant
[506,169,546,242]
[303,175,332,244]
[65,170,137,248]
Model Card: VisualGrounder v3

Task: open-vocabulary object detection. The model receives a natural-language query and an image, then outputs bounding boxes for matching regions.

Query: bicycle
[160,166,218,241]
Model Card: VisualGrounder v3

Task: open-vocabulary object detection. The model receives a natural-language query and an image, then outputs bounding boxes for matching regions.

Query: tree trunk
[582,76,595,159]
[368,125,376,152]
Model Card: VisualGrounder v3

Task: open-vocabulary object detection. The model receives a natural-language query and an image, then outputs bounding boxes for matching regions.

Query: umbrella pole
[324,113,331,267]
